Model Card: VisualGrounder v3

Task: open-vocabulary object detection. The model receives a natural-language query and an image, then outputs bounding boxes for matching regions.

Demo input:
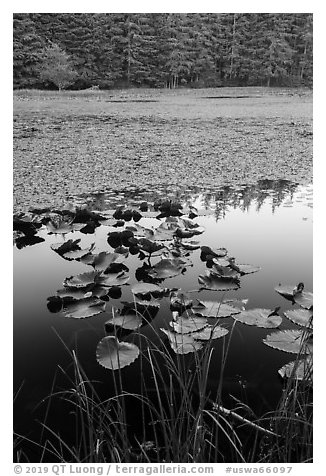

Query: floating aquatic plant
[232,308,282,328]
[96,336,140,370]
[169,313,208,334]
[198,271,240,291]
[191,325,229,341]
[278,355,312,383]
[63,296,106,319]
[263,329,312,354]
[160,329,203,354]
[284,308,313,328]
[192,299,241,318]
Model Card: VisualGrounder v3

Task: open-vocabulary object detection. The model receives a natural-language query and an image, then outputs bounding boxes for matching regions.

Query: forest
[13,13,313,90]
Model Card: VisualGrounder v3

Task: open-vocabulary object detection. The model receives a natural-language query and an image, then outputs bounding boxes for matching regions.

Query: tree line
[13,13,313,90]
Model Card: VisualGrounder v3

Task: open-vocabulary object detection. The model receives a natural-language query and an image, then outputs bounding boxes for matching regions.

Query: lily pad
[98,271,130,287]
[148,258,185,279]
[212,257,232,267]
[200,246,228,261]
[51,239,81,256]
[193,300,241,318]
[46,218,83,234]
[293,291,313,310]
[169,314,208,334]
[14,235,45,249]
[131,282,163,296]
[63,271,101,288]
[63,245,95,260]
[96,336,140,370]
[57,287,95,300]
[174,228,200,239]
[14,216,42,235]
[180,240,200,251]
[236,264,261,275]
[274,283,305,301]
[107,230,134,249]
[198,271,240,291]
[224,298,249,310]
[152,223,176,241]
[105,309,143,330]
[191,325,229,340]
[170,290,193,312]
[137,238,166,255]
[263,330,313,354]
[81,251,124,270]
[233,308,282,328]
[160,329,203,354]
[127,224,154,239]
[63,297,106,319]
[278,356,313,382]
[284,308,313,328]
[210,263,240,280]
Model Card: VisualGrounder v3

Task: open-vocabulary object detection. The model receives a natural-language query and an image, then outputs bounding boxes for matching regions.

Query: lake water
[13,179,313,460]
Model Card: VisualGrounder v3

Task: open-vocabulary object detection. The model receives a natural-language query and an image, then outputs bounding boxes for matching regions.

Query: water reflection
[13,179,313,461]
[70,179,312,223]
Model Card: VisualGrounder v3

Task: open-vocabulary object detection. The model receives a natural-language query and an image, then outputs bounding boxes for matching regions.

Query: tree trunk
[300,43,307,80]
[229,13,237,79]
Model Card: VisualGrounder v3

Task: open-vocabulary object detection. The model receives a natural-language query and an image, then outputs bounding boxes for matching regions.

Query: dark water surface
[13,179,313,460]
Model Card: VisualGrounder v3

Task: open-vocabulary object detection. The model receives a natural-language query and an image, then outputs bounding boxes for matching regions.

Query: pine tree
[13,13,45,88]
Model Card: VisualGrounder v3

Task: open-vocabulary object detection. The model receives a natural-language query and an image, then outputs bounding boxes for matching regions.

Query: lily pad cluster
[14,201,312,381]
[262,283,313,383]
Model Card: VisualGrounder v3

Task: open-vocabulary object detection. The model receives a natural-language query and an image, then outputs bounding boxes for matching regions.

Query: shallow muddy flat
[13,87,312,213]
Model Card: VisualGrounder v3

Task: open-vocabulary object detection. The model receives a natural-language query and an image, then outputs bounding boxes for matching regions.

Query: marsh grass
[14,314,313,463]
[258,324,313,463]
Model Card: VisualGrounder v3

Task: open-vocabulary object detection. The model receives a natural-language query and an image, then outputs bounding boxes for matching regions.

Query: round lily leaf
[293,291,313,310]
[81,251,123,270]
[198,272,240,291]
[209,264,240,280]
[160,329,203,354]
[236,264,261,275]
[51,239,81,256]
[284,308,313,328]
[193,300,240,318]
[46,218,84,234]
[63,297,106,319]
[131,282,163,295]
[127,224,154,239]
[224,298,249,310]
[62,243,95,261]
[274,283,304,301]
[152,223,176,241]
[233,309,282,328]
[105,310,143,330]
[148,258,184,279]
[180,240,200,251]
[108,286,122,299]
[137,238,166,255]
[212,257,232,267]
[96,337,140,370]
[169,315,208,334]
[263,330,313,354]
[200,246,228,261]
[57,287,93,300]
[63,271,101,288]
[98,271,130,287]
[278,356,312,382]
[170,290,193,312]
[192,325,229,340]
[174,228,199,239]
